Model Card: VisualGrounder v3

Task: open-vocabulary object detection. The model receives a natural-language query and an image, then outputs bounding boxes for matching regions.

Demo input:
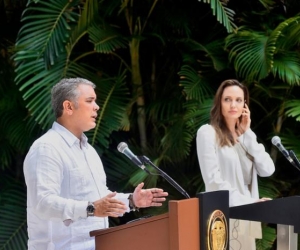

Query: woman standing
[196,79,275,249]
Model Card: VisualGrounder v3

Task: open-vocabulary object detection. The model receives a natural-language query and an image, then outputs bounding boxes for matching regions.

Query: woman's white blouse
[196,124,275,207]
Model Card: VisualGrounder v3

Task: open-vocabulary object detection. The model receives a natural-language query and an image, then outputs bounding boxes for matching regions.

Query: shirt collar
[52,121,88,148]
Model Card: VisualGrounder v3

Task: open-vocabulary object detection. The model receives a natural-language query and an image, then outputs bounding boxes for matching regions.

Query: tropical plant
[13,0,238,190]
[3,0,300,249]
[8,0,238,248]
[0,176,27,250]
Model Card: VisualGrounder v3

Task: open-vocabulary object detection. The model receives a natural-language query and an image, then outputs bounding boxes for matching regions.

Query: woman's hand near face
[236,103,251,135]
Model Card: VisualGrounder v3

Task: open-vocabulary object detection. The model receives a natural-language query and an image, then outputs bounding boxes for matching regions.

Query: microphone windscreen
[271,136,281,146]
[117,142,128,153]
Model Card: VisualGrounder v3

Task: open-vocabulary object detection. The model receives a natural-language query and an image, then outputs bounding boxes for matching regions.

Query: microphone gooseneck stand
[140,155,190,199]
[288,150,300,171]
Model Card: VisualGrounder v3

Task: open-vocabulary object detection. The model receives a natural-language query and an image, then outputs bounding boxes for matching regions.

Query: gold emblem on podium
[207,210,228,250]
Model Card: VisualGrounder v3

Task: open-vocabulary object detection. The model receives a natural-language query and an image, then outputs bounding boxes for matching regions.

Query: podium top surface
[90,213,168,237]
[230,196,300,232]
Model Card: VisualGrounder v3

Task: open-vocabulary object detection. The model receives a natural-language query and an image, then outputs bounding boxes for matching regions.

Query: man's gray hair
[51,78,96,118]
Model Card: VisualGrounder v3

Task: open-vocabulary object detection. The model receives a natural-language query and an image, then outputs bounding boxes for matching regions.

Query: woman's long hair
[210,79,250,147]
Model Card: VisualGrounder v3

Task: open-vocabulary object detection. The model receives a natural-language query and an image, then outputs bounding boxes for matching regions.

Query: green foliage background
[1,0,300,249]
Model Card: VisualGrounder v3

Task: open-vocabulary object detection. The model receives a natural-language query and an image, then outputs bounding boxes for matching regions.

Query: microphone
[271,136,300,171]
[117,142,149,173]
[117,142,190,199]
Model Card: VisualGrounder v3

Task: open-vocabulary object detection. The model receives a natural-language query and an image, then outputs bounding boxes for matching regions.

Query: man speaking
[23,78,168,250]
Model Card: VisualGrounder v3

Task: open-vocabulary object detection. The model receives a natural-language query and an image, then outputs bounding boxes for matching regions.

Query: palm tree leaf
[14,58,47,88]
[18,56,106,129]
[14,0,106,130]
[272,15,300,51]
[0,141,15,170]
[184,99,212,129]
[15,0,81,67]
[256,223,276,250]
[128,169,158,188]
[280,130,300,153]
[147,95,183,122]
[0,60,37,169]
[205,39,229,71]
[285,100,300,122]
[88,22,128,54]
[0,177,27,250]
[179,38,228,72]
[266,15,300,84]
[160,118,196,162]
[66,0,99,55]
[237,16,300,84]
[0,111,34,153]
[160,99,212,162]
[272,52,300,85]
[17,59,68,128]
[199,0,237,33]
[179,65,214,102]
[86,71,130,151]
[258,177,281,199]
[226,30,271,81]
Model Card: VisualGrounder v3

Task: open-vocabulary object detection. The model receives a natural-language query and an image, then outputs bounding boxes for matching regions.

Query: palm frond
[17,51,109,130]
[128,169,158,189]
[226,30,271,81]
[256,224,276,250]
[14,0,120,131]
[272,15,300,51]
[268,16,300,84]
[285,100,300,122]
[89,22,128,54]
[14,0,100,112]
[205,39,228,71]
[66,0,99,58]
[15,0,81,68]
[160,99,212,162]
[16,58,68,129]
[179,65,214,102]
[179,38,228,73]
[0,142,15,170]
[0,110,34,152]
[199,0,237,33]
[86,71,131,151]
[258,177,281,199]
[160,118,195,162]
[147,95,183,122]
[0,55,37,169]
[0,176,27,250]
[272,53,300,85]
[184,99,212,130]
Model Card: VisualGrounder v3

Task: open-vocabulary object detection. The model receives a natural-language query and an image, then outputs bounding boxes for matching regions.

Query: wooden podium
[90,191,229,250]
[90,192,300,250]
[90,198,200,250]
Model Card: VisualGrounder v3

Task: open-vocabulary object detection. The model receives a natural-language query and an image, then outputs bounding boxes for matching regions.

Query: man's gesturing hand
[93,192,127,217]
[133,182,168,208]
